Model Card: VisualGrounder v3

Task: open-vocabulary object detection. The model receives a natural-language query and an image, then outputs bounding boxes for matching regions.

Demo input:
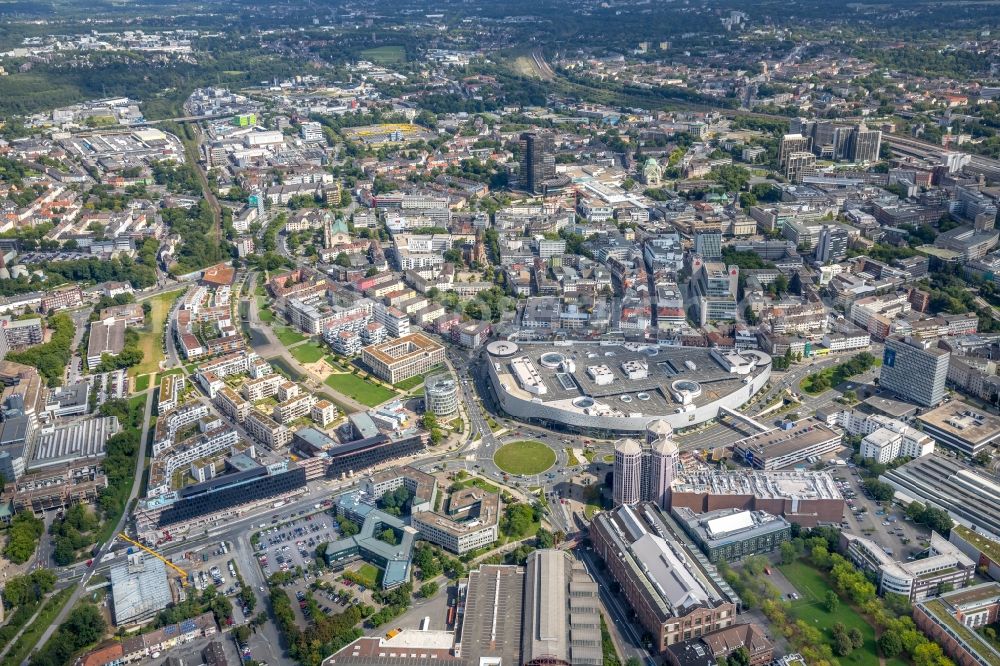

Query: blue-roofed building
[324,492,416,589]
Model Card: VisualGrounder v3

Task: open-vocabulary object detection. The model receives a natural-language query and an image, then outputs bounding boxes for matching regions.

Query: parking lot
[183,540,258,624]
[255,509,341,580]
[834,464,930,560]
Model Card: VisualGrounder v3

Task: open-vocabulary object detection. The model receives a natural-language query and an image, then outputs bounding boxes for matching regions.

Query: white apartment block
[822,330,872,352]
[360,322,387,345]
[373,303,411,338]
[836,410,935,463]
[413,516,498,554]
[147,425,240,498]
[273,394,315,423]
[245,411,292,449]
[215,386,250,423]
[396,251,445,271]
[152,403,210,457]
[277,382,301,402]
[249,358,273,379]
[157,375,184,414]
[331,330,363,356]
[198,351,259,379]
[241,374,283,402]
[300,121,324,142]
[861,424,935,463]
[311,400,338,427]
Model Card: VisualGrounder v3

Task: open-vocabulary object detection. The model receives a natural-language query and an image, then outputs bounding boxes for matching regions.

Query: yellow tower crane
[118,533,189,587]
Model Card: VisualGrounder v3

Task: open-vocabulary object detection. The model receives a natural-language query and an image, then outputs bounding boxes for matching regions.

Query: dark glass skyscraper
[519,131,555,194]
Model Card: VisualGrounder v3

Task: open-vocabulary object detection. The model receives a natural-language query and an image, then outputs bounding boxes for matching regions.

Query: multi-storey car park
[484,341,771,436]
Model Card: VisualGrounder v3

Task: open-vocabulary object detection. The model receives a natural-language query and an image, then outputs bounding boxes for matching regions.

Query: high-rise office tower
[613,420,678,508]
[849,124,882,163]
[792,118,882,164]
[694,232,723,260]
[816,225,849,264]
[785,151,817,183]
[613,438,643,506]
[646,420,678,509]
[778,133,812,170]
[880,336,950,407]
[519,131,555,195]
[812,121,837,159]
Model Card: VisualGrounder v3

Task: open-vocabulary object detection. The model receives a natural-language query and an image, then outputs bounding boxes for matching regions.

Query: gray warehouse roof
[111,553,173,625]
[881,454,1000,537]
[521,549,602,666]
[29,416,120,470]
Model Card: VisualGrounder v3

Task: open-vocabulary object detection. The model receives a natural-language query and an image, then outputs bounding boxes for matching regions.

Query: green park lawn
[133,289,184,375]
[133,374,151,393]
[128,394,147,412]
[324,373,397,407]
[393,365,444,391]
[290,341,326,364]
[394,374,426,391]
[779,561,908,666]
[493,440,556,475]
[584,484,604,519]
[273,325,306,346]
[344,562,381,588]
[360,45,405,63]
[257,306,274,323]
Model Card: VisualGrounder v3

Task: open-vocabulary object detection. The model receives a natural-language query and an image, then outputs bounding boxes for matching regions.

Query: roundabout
[493,440,557,476]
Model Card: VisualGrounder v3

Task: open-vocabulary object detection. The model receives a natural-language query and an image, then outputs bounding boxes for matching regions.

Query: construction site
[341,123,433,146]
[104,535,249,628]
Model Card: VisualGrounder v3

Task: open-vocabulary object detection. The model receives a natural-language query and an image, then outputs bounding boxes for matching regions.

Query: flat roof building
[880,454,1000,536]
[672,507,792,563]
[455,564,525,664]
[362,466,437,514]
[913,583,1000,666]
[485,341,772,437]
[362,333,445,385]
[841,531,975,601]
[411,486,501,554]
[669,469,845,527]
[326,492,416,589]
[880,336,950,407]
[732,419,842,470]
[330,432,426,478]
[916,399,1000,456]
[87,317,126,367]
[879,454,1000,534]
[135,460,307,540]
[520,549,602,666]
[28,416,120,470]
[323,630,458,665]
[951,525,1000,583]
[323,550,603,666]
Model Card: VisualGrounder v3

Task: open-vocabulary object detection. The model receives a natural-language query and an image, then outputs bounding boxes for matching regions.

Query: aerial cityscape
[2,1,1000,665]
